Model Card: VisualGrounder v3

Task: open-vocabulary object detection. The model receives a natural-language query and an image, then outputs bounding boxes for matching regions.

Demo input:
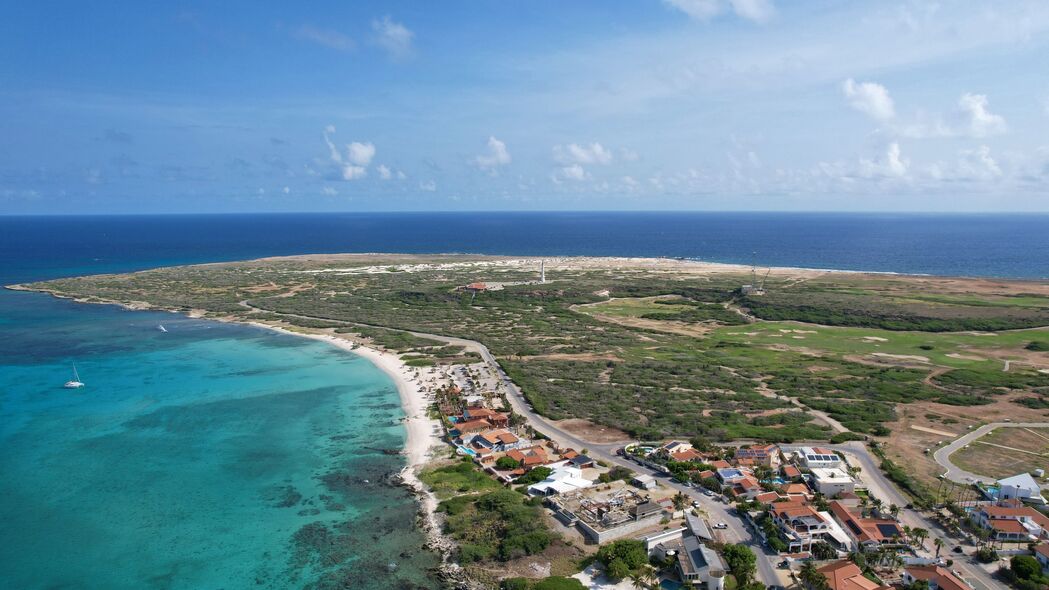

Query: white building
[999,473,1047,505]
[798,447,843,470]
[811,467,856,496]
[527,463,593,496]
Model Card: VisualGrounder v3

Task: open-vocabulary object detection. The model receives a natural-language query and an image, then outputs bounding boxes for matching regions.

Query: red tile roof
[818,560,890,590]
[906,565,970,590]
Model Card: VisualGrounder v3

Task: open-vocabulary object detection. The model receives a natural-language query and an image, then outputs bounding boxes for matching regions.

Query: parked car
[953,546,964,554]
[703,489,715,497]
[777,560,790,569]
[713,522,728,529]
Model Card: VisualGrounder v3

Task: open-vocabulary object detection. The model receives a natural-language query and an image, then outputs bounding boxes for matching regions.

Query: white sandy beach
[248,324,452,554]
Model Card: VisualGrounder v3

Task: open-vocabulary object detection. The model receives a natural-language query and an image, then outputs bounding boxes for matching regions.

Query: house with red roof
[971,505,1049,542]
[818,560,891,590]
[771,498,832,552]
[829,501,904,550]
[902,565,972,590]
[734,443,780,468]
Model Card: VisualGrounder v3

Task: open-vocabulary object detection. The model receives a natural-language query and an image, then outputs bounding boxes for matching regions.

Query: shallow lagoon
[0,297,438,589]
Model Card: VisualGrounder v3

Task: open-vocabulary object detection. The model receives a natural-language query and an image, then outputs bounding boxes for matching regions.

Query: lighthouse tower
[540,260,546,283]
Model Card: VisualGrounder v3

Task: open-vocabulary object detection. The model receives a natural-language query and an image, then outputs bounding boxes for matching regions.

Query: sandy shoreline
[247,324,452,556]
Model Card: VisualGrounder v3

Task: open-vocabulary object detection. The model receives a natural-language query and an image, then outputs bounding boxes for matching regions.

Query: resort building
[462,406,509,427]
[902,565,972,590]
[829,501,904,550]
[818,560,891,590]
[971,505,1049,542]
[811,468,856,496]
[798,446,843,470]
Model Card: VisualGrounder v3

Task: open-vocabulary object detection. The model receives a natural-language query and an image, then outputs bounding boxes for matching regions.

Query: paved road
[932,422,1049,485]
[809,442,999,590]
[239,303,989,588]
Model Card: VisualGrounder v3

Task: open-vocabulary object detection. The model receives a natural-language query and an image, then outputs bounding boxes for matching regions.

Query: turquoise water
[0,291,439,589]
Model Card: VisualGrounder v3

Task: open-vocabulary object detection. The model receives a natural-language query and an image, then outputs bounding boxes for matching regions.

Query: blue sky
[2,0,1049,213]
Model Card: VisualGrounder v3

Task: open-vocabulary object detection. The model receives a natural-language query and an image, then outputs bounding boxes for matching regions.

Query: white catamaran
[64,363,85,389]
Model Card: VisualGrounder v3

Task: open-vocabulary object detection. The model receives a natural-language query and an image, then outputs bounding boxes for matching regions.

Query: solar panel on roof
[876,523,900,538]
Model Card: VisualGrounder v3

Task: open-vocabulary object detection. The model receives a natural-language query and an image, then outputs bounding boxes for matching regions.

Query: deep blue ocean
[1,211,1048,589]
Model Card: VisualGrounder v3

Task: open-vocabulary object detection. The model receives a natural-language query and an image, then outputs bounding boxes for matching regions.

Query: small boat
[158,324,168,333]
[64,363,85,389]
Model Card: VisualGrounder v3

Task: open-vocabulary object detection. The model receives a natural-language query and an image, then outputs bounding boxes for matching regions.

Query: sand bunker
[872,350,931,361]
[863,336,888,342]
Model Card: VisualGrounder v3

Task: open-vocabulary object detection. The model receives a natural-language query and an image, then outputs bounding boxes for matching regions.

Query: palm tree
[934,537,944,557]
[912,527,929,550]
[799,561,821,588]
[889,503,900,520]
[672,492,689,511]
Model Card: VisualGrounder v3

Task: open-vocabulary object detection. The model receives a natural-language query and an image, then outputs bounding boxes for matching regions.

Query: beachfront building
[527,463,593,496]
[811,467,856,496]
[998,473,1047,505]
[902,565,972,590]
[817,560,891,590]
[970,505,1049,542]
[469,429,525,453]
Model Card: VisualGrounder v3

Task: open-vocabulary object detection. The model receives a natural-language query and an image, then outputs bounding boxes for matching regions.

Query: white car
[713,522,728,529]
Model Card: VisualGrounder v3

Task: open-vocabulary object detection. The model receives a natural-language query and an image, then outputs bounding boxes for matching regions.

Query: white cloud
[419,180,437,192]
[554,164,589,182]
[322,129,375,181]
[473,136,512,171]
[955,145,1002,180]
[956,93,1006,137]
[397,170,407,180]
[729,0,775,23]
[292,25,355,52]
[553,142,614,165]
[663,0,721,20]
[842,78,895,121]
[282,186,290,194]
[858,142,909,178]
[321,186,338,196]
[372,16,413,59]
[346,142,376,166]
[377,164,392,180]
[342,166,367,180]
[664,0,775,23]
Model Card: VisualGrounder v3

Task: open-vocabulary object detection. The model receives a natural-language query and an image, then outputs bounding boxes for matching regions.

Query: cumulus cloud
[372,16,413,59]
[552,164,589,184]
[293,25,355,52]
[553,142,614,165]
[858,142,909,178]
[954,145,1002,180]
[728,0,775,23]
[322,126,375,180]
[664,0,774,23]
[955,93,1006,137]
[842,78,895,122]
[346,142,376,166]
[377,164,392,180]
[473,136,512,171]
[419,180,437,192]
[321,186,338,196]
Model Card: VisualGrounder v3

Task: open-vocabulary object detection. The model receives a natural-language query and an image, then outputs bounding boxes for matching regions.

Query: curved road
[240,302,1002,588]
[933,422,1049,485]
